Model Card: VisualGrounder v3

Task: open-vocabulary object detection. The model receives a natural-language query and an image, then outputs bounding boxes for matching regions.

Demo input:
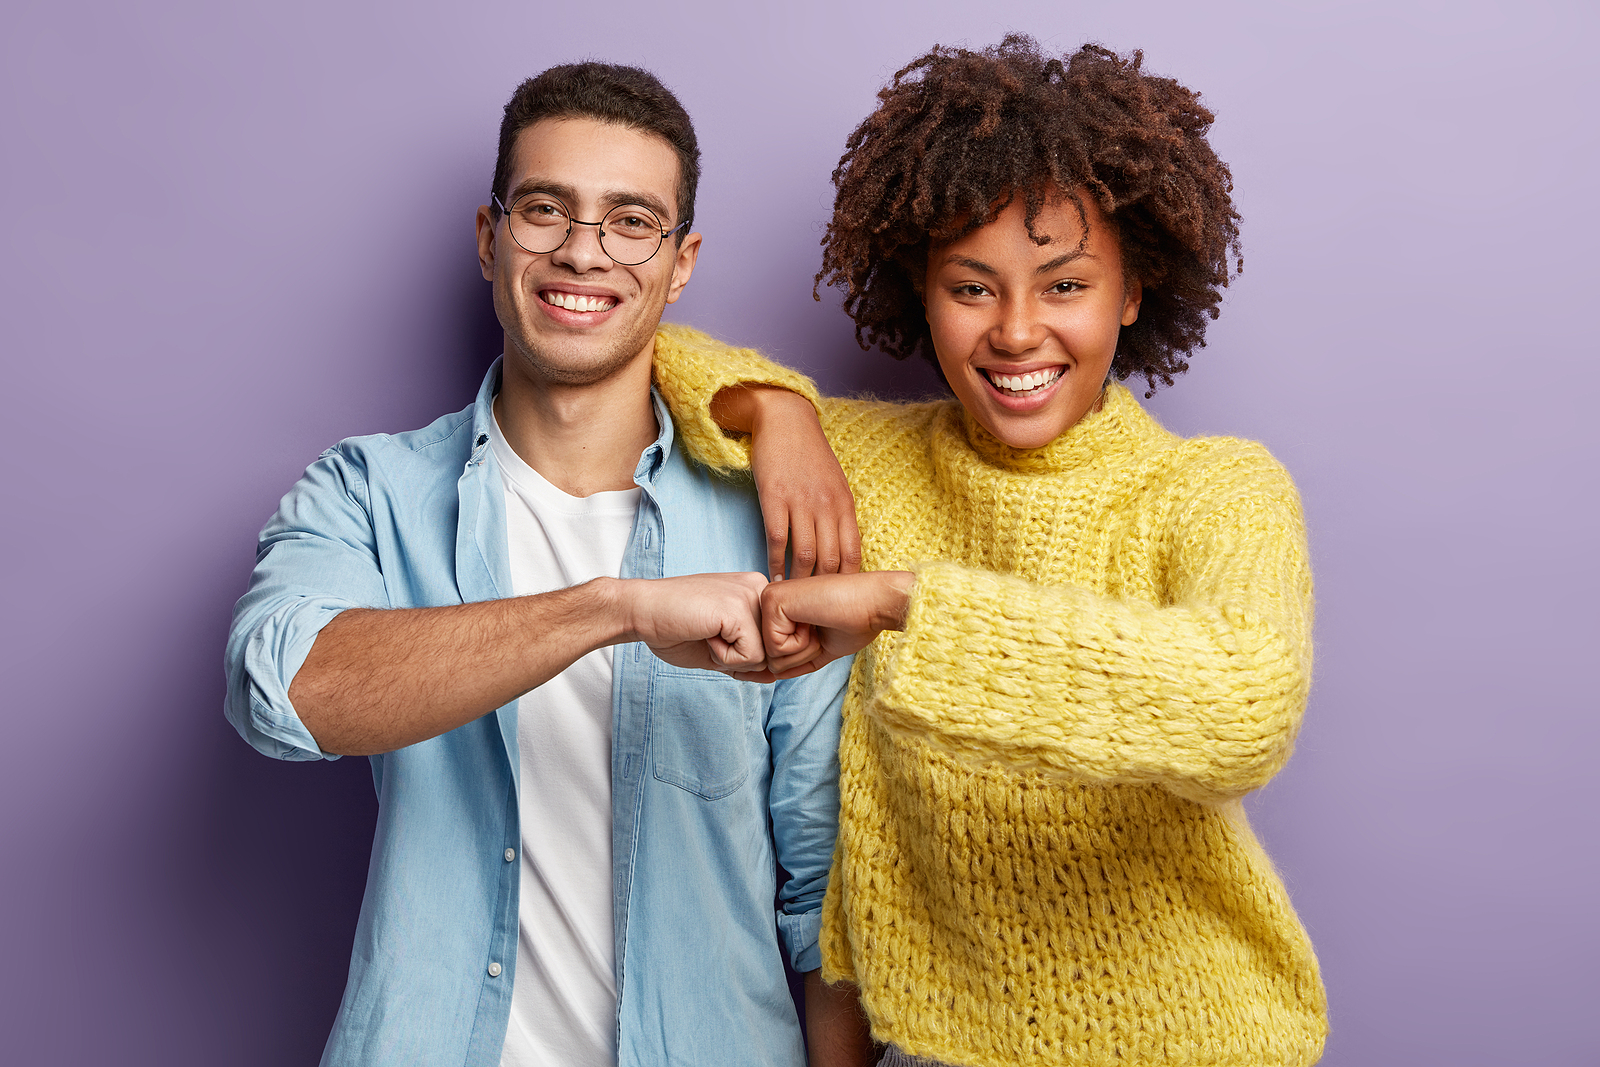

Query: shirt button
[488,962,502,978]
[504,848,516,862]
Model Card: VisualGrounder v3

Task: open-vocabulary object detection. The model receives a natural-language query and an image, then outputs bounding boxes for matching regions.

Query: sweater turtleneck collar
[949,382,1160,475]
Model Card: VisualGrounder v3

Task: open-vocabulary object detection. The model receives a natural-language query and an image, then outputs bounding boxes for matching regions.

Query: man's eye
[517,199,567,222]
[608,211,657,236]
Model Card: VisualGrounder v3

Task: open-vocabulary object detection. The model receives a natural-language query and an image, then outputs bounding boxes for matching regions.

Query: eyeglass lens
[504,194,666,265]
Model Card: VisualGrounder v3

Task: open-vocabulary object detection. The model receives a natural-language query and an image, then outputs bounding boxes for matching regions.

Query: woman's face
[924,193,1141,450]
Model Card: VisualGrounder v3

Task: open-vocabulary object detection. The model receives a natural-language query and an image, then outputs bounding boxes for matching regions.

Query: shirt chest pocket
[649,668,762,800]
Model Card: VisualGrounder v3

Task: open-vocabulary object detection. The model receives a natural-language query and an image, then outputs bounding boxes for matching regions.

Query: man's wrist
[582,576,636,647]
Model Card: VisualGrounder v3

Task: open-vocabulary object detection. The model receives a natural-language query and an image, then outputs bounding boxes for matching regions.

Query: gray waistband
[877,1046,961,1067]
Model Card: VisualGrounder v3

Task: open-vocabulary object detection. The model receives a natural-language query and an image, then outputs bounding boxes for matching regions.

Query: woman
[652,36,1326,1067]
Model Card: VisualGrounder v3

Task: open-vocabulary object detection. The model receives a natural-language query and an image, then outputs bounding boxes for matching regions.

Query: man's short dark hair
[490,62,700,240]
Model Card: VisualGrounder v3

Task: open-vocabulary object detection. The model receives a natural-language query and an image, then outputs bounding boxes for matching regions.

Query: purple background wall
[3,1,1596,1063]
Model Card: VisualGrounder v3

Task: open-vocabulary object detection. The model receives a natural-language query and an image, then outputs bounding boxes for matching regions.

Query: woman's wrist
[711,383,813,434]
[873,571,916,631]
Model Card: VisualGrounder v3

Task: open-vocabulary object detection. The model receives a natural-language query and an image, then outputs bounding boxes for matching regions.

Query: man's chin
[506,328,656,389]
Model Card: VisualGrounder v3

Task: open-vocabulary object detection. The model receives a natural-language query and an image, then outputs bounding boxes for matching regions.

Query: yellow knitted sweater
[652,325,1328,1067]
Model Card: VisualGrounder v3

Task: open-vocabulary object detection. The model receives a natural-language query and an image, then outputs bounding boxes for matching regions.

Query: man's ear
[476,205,497,281]
[664,231,703,305]
[1121,276,1143,327]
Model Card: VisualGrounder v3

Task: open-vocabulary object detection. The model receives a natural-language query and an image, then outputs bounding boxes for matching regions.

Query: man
[225,63,863,1066]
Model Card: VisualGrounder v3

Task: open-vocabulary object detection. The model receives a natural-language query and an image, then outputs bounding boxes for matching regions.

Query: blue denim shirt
[225,356,850,1067]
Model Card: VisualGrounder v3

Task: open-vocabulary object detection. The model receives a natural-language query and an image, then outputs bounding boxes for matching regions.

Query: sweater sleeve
[868,448,1313,805]
[651,322,823,474]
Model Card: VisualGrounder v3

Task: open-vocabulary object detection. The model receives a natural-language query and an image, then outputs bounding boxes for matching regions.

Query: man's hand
[759,571,915,677]
[621,571,774,679]
[711,385,861,580]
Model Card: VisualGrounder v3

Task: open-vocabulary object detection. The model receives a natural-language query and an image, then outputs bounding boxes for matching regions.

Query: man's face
[477,117,700,390]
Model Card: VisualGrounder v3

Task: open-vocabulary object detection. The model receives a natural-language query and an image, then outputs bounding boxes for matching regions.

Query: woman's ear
[1121,277,1143,327]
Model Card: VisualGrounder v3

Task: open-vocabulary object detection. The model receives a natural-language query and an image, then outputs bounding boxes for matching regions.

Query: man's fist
[620,572,773,678]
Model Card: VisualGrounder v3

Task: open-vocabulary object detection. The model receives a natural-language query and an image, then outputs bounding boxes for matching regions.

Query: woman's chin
[969,393,1098,451]
[973,411,1065,450]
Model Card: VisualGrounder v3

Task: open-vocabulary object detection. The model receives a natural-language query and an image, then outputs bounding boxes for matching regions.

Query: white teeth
[987,367,1063,396]
[543,292,615,313]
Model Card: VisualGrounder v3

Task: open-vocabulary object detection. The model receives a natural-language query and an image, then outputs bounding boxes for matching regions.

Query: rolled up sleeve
[224,445,391,761]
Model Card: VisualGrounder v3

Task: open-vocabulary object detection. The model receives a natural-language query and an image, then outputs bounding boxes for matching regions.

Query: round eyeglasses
[494,192,689,266]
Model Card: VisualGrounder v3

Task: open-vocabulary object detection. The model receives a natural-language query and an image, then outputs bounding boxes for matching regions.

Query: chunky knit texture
[653,324,1328,1067]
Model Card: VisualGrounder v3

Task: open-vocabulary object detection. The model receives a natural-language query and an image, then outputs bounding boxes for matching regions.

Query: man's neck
[494,348,659,498]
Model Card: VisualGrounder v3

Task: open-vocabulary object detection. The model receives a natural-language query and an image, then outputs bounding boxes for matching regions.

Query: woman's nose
[989,297,1047,354]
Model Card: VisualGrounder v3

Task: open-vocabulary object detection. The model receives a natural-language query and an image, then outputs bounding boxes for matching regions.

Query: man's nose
[549,218,612,273]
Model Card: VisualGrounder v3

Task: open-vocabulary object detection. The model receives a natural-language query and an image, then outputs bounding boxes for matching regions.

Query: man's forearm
[290,579,627,756]
[805,971,876,1067]
[288,570,773,755]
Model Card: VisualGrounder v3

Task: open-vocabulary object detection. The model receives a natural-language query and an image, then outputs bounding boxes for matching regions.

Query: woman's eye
[954,284,989,298]
[1049,280,1083,294]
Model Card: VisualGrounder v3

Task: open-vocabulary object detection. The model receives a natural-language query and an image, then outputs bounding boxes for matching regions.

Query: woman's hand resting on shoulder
[711,385,861,580]
[759,571,916,677]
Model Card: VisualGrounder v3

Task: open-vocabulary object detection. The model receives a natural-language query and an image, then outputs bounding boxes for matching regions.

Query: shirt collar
[468,356,676,483]
[635,389,675,484]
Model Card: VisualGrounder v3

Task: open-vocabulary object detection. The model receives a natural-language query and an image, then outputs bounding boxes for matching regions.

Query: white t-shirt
[490,411,640,1067]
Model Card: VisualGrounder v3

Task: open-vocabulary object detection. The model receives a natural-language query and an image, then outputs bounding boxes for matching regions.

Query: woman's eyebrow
[940,251,1095,275]
[944,255,998,274]
[1036,250,1092,274]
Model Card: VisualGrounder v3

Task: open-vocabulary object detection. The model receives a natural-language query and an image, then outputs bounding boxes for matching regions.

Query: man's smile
[539,289,618,313]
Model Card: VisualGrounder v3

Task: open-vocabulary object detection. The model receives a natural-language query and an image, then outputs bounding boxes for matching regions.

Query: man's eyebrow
[506,178,577,204]
[604,189,674,225]
[505,177,675,225]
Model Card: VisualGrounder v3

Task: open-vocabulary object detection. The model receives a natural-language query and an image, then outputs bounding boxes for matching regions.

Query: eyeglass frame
[492,191,691,266]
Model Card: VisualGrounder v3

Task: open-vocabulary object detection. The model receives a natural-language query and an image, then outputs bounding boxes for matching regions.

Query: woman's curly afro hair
[816,35,1242,395]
